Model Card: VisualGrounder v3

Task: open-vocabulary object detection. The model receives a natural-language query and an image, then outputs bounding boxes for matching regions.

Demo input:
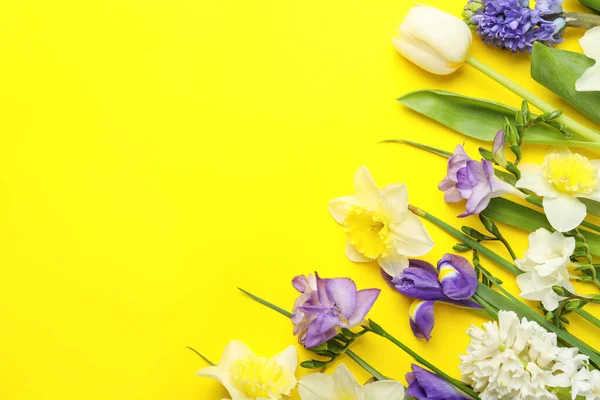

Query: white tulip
[393,5,473,75]
[196,341,297,400]
[576,27,600,92]
[299,364,405,400]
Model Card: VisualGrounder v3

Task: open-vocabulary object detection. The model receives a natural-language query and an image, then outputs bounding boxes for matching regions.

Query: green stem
[466,57,600,143]
[564,12,600,29]
[346,350,387,381]
[366,320,479,400]
[186,347,216,366]
[576,309,600,335]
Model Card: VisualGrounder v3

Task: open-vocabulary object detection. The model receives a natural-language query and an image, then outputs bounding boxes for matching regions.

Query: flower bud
[393,5,473,75]
[492,129,508,167]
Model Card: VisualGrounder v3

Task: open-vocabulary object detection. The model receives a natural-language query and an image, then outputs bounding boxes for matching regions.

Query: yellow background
[1,0,599,398]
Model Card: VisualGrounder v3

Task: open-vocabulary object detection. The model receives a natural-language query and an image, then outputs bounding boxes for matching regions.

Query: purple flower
[383,255,481,341]
[292,273,380,348]
[438,145,472,203]
[406,364,472,400]
[439,145,524,217]
[463,0,565,53]
[409,300,435,341]
[492,129,507,167]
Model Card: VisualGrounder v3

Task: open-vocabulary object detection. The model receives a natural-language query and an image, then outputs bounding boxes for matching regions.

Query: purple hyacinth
[406,364,472,400]
[382,255,481,341]
[463,0,565,52]
[292,273,380,348]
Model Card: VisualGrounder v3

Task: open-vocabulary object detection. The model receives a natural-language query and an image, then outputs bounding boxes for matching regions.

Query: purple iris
[463,0,565,53]
[292,273,380,348]
[439,145,522,217]
[406,364,472,400]
[382,255,481,341]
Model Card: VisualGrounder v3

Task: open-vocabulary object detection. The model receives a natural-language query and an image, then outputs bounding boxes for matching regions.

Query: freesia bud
[492,129,508,167]
[393,5,473,75]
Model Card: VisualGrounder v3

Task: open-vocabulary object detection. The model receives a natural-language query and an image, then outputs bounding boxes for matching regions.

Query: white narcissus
[298,364,406,400]
[329,166,434,276]
[393,5,472,75]
[516,152,600,232]
[515,228,576,311]
[576,27,600,92]
[196,341,297,400]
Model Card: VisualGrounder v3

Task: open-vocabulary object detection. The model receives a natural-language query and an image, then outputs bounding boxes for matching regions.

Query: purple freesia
[438,145,472,203]
[439,145,523,217]
[292,272,380,348]
[407,364,472,400]
[383,255,481,341]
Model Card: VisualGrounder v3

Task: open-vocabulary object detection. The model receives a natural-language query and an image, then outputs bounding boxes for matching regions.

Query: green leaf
[397,90,600,150]
[382,139,453,158]
[482,198,600,256]
[580,0,600,15]
[531,43,600,124]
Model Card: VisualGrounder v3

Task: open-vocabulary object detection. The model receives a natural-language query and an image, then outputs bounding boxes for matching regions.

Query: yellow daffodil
[329,166,434,276]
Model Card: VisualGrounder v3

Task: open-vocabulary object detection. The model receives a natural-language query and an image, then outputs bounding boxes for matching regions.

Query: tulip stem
[465,57,600,143]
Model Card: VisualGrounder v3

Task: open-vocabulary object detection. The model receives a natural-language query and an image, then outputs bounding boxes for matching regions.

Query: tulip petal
[409,300,435,341]
[347,288,380,326]
[298,372,336,400]
[363,380,406,400]
[438,254,478,300]
[393,35,457,75]
[543,194,586,232]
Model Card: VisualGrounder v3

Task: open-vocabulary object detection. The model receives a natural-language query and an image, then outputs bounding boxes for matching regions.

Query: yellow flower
[517,151,600,232]
[329,166,434,276]
[197,341,297,400]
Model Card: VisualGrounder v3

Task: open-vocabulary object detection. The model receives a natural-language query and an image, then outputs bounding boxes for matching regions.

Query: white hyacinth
[460,311,600,400]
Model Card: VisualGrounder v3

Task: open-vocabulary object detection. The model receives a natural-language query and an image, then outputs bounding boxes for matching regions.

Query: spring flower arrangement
[190,3,600,400]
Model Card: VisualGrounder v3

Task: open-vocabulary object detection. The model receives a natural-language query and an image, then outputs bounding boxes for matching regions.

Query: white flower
[196,341,297,400]
[515,228,575,276]
[298,364,405,400]
[460,311,561,400]
[516,267,574,311]
[552,347,590,389]
[329,166,434,276]
[516,152,600,232]
[392,5,472,75]
[576,27,600,92]
[573,369,600,400]
[515,228,576,311]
